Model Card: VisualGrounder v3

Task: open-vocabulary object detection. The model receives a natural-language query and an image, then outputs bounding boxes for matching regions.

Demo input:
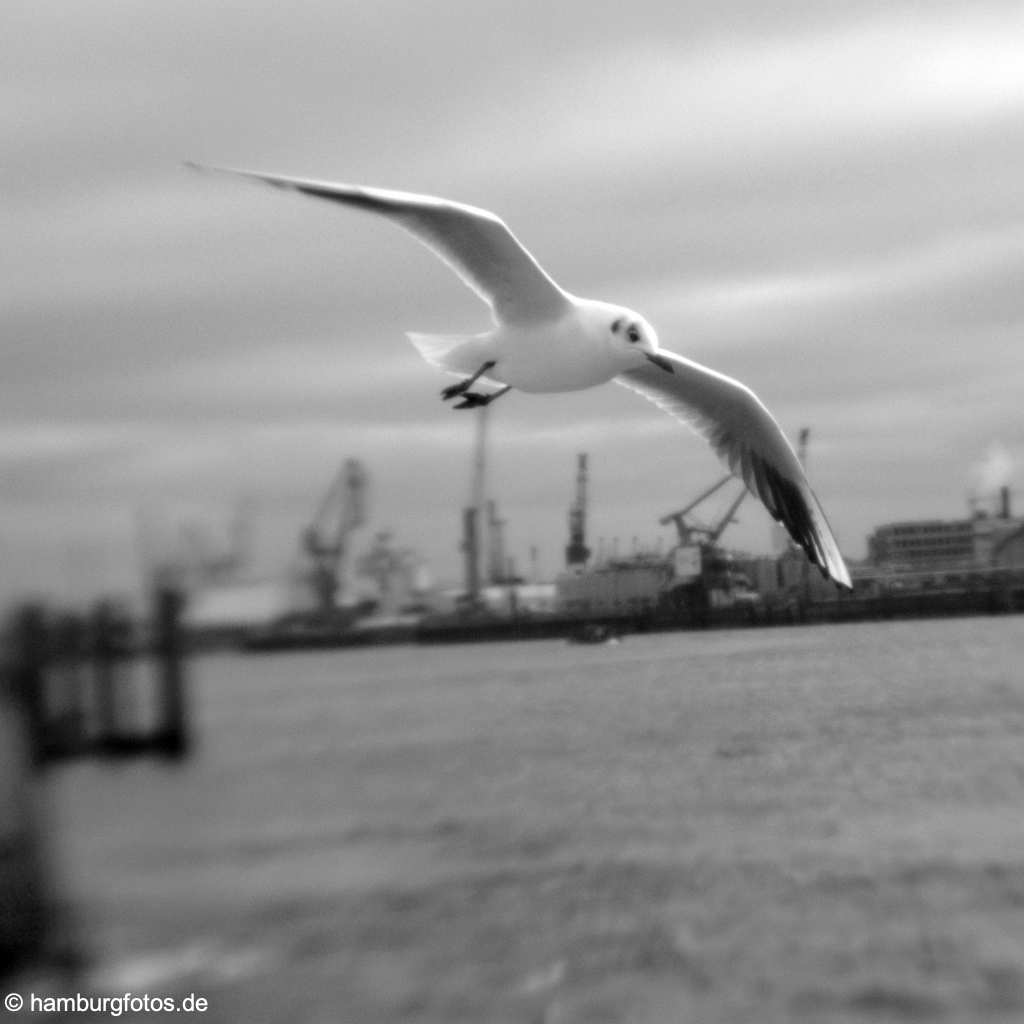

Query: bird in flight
[187,163,851,588]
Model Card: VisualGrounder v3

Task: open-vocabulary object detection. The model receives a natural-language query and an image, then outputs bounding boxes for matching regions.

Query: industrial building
[867,487,1021,572]
[558,558,671,619]
[994,524,1024,569]
[868,519,976,568]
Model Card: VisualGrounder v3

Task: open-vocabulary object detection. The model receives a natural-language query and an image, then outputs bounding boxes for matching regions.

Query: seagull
[186,163,852,589]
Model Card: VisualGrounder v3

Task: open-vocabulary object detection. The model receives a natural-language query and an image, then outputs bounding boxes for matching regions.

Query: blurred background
[4,0,1024,608]
[4,1,1024,1021]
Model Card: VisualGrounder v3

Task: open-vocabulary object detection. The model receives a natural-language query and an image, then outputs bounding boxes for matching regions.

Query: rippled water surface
[42,617,1024,1021]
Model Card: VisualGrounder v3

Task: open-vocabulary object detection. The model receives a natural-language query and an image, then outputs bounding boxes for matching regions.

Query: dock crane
[660,474,753,604]
[301,459,367,617]
[660,474,747,547]
[565,453,592,567]
[668,428,808,552]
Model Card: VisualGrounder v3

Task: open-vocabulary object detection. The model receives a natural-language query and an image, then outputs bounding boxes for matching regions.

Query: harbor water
[28,617,1024,1021]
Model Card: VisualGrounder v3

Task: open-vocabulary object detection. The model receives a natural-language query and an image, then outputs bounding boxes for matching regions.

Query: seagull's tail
[406,332,497,380]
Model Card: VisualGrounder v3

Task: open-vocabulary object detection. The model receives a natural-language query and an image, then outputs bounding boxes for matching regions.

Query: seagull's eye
[610,318,623,334]
[626,326,641,343]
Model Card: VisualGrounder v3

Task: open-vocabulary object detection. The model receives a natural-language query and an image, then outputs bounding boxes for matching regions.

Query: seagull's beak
[645,352,675,374]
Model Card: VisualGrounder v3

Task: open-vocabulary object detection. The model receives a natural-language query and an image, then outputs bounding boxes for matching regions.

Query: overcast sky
[4,0,1024,604]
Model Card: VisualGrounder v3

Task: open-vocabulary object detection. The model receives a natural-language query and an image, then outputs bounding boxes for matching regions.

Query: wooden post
[91,600,118,749]
[91,600,138,754]
[51,612,87,758]
[9,604,50,769]
[153,586,189,760]
[1,607,53,974]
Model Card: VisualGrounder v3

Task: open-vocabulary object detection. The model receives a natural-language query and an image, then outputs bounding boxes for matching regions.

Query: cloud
[3,0,1024,603]
[640,222,1024,321]
[447,5,1024,189]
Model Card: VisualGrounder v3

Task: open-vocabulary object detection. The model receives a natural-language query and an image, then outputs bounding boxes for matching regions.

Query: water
[36,617,1024,1021]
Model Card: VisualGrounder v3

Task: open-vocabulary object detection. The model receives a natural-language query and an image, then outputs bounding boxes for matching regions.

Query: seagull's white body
[411,298,640,393]
[188,163,852,589]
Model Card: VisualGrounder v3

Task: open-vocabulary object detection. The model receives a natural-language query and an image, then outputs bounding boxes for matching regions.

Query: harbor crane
[660,474,747,547]
[565,453,591,567]
[301,459,367,616]
[667,428,809,555]
[661,475,753,604]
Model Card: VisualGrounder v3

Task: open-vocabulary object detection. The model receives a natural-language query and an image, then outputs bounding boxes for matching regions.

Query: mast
[462,405,489,603]
[565,453,591,567]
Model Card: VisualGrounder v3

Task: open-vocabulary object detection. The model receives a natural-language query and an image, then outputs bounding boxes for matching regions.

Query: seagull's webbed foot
[453,392,489,409]
[440,361,497,402]
[453,385,512,410]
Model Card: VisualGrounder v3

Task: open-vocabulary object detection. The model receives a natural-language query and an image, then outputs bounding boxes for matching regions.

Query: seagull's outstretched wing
[617,349,851,589]
[186,163,571,326]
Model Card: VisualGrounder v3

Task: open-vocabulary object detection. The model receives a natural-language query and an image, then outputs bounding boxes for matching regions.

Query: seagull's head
[608,311,674,374]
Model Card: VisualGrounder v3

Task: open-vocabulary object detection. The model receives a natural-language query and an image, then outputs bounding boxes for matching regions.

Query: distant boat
[567,623,622,645]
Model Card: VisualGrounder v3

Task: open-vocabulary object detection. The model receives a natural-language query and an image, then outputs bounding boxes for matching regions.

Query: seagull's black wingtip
[822,566,854,592]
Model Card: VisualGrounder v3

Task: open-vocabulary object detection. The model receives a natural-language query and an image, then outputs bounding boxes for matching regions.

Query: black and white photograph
[3,1,1024,1020]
